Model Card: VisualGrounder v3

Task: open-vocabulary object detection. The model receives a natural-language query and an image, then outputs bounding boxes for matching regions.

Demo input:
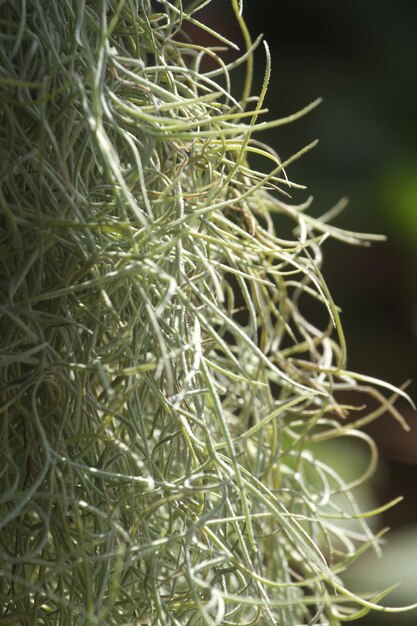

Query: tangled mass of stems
[0,1,414,624]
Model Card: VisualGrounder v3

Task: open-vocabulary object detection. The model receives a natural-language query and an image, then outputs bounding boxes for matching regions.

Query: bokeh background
[191,1,417,622]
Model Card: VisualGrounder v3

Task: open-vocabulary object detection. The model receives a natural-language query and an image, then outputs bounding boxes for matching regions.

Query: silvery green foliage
[0,1,413,624]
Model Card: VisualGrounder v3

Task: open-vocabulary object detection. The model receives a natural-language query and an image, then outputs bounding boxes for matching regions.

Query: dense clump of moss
[0,1,413,624]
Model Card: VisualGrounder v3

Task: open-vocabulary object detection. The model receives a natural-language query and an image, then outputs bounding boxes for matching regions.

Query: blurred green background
[195,0,417,621]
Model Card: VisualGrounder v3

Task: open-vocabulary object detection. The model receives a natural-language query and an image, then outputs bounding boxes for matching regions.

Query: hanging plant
[0,1,414,624]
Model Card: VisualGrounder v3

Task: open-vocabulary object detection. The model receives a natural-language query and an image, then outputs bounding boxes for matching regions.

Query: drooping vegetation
[0,1,414,624]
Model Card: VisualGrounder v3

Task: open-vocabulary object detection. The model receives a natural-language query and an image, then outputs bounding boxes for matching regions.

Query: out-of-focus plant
[0,1,414,624]
[379,163,417,251]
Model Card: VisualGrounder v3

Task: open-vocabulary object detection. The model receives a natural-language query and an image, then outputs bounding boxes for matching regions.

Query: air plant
[0,1,414,624]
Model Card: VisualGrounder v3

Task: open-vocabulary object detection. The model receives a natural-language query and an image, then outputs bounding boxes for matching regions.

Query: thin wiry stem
[0,1,414,625]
